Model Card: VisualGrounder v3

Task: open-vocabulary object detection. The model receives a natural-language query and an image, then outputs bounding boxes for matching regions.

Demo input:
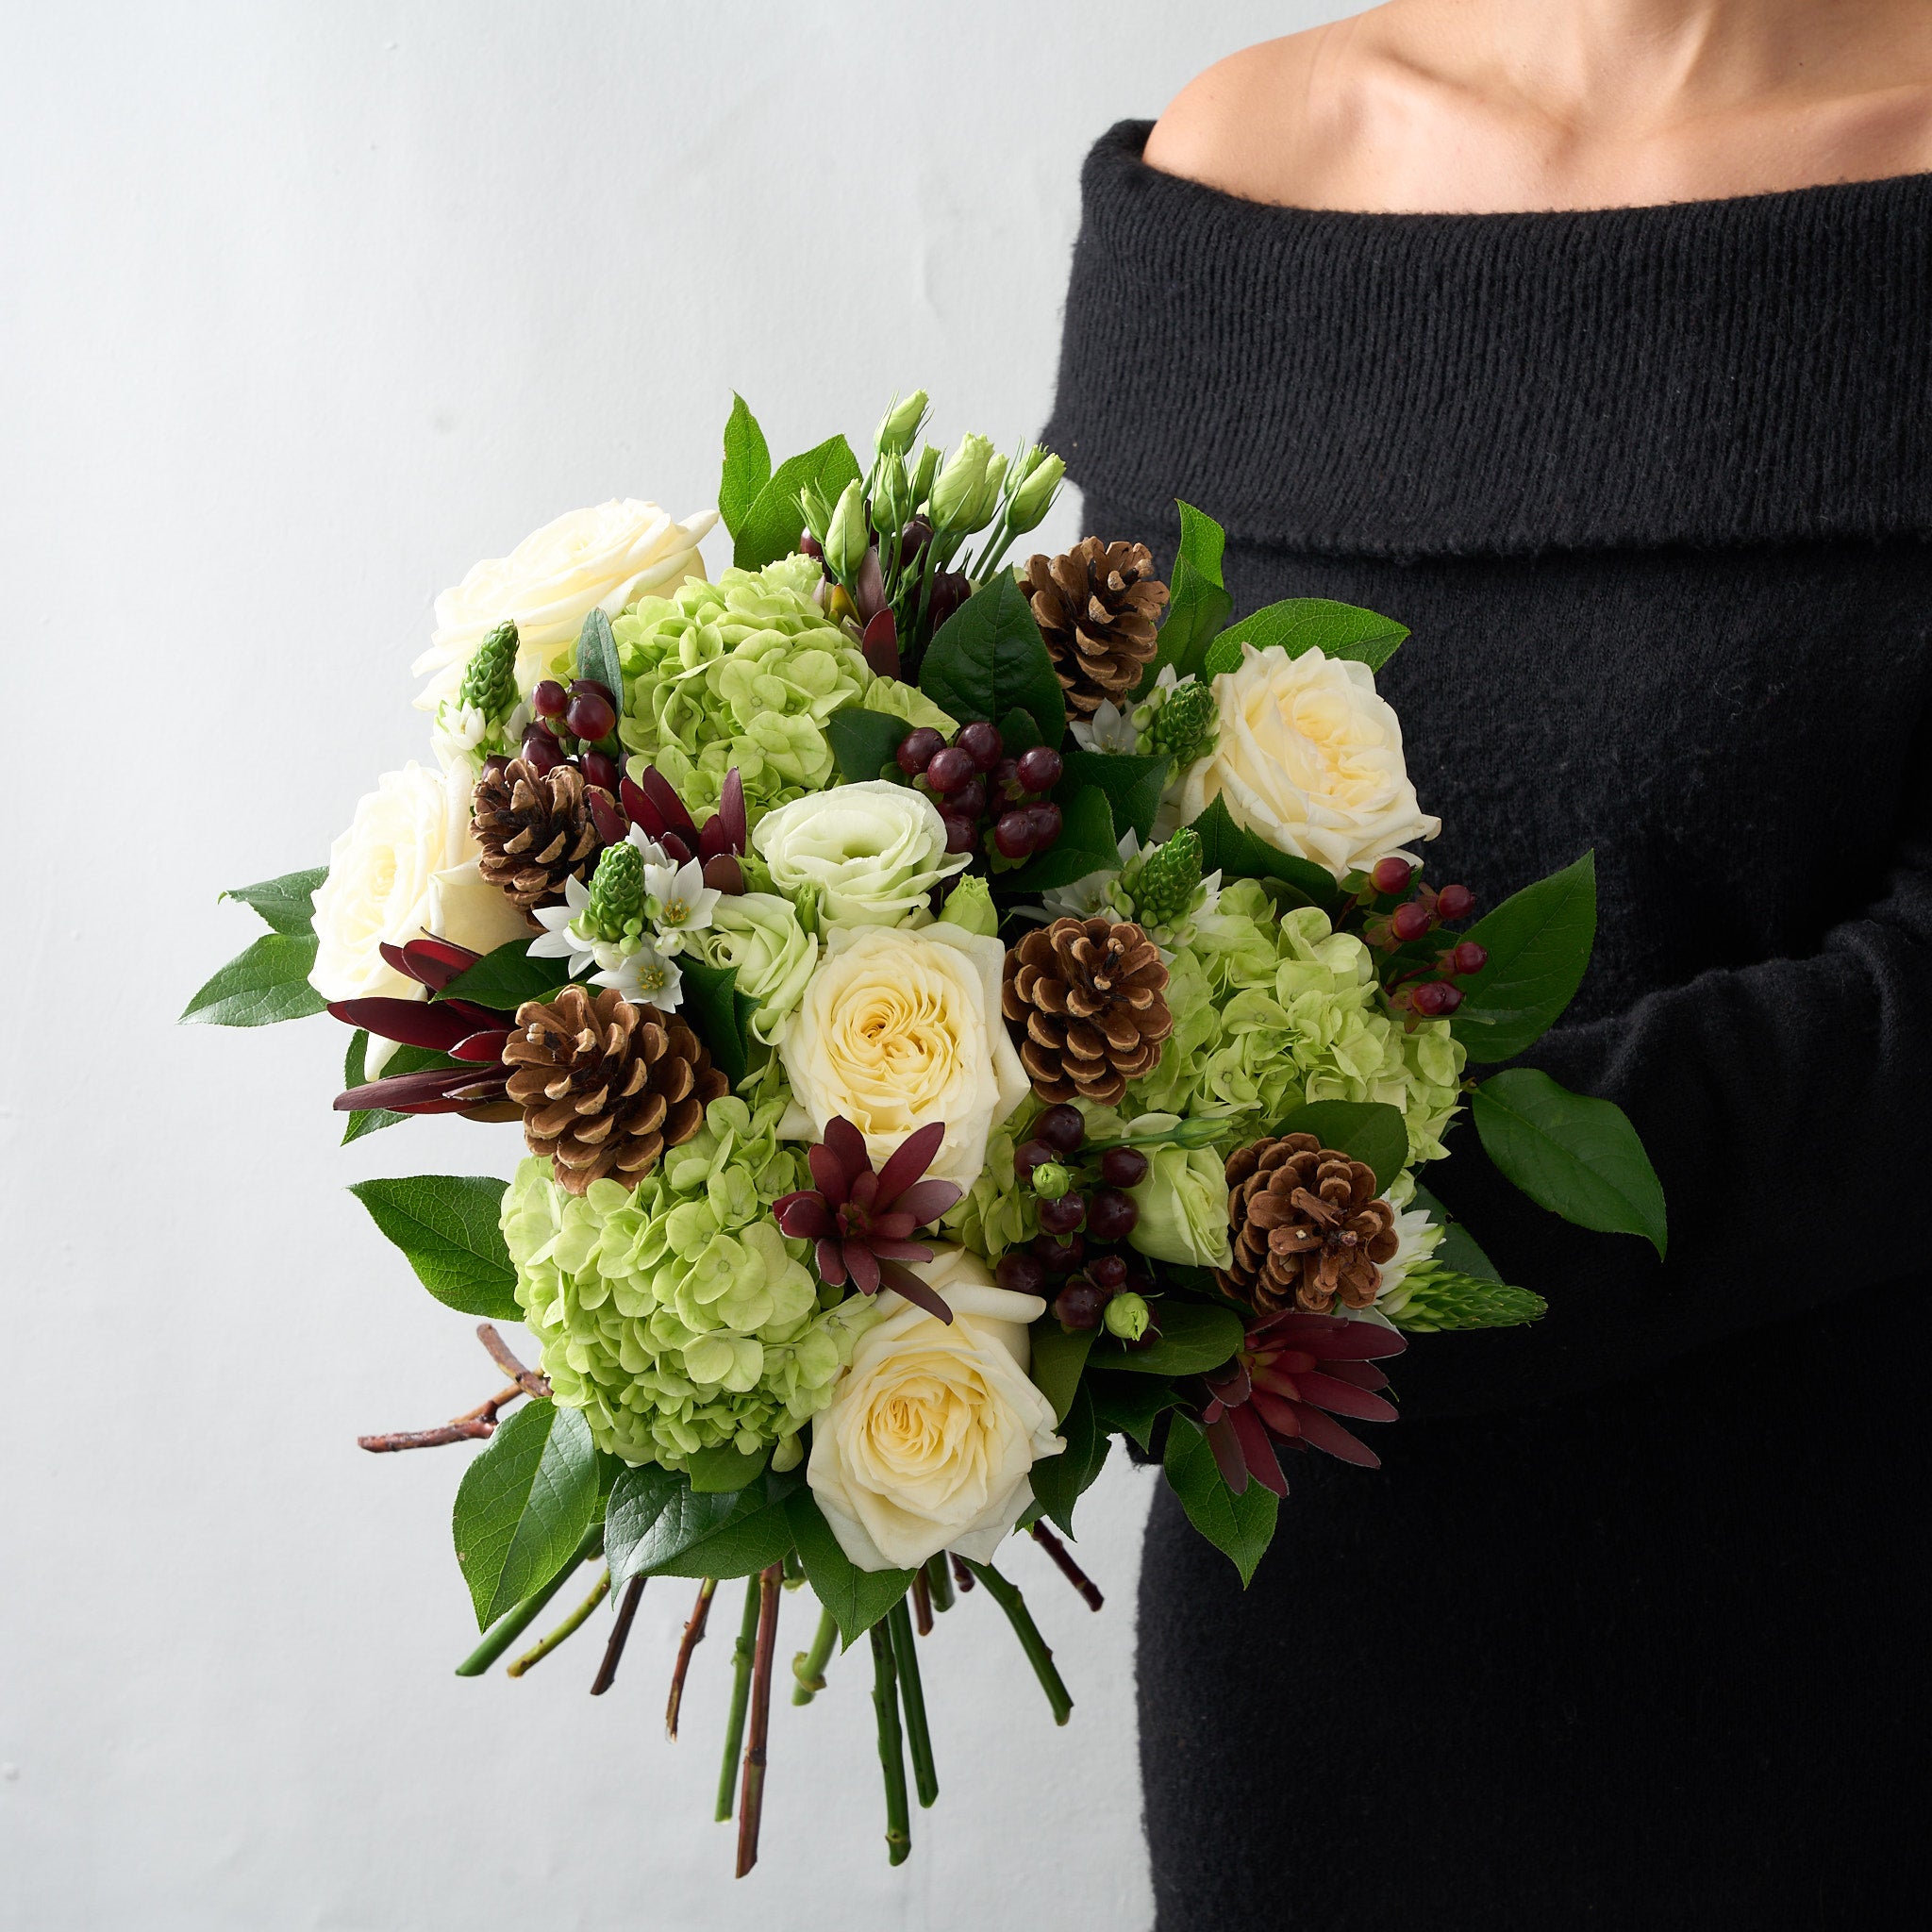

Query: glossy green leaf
[1057,749,1172,847]
[1186,794,1341,909]
[1449,852,1598,1062]
[347,1174,521,1320]
[220,865,329,936]
[180,932,325,1026]
[678,955,760,1088]
[1146,500,1232,687]
[453,1398,600,1628]
[1004,785,1118,893]
[1163,1415,1278,1586]
[1028,1383,1110,1538]
[997,706,1042,755]
[654,1495,799,1580]
[435,938,574,1013]
[824,707,912,784]
[1471,1068,1667,1258]
[575,608,623,705]
[1093,1300,1243,1377]
[786,1490,912,1648]
[1088,1371,1178,1453]
[604,1464,734,1587]
[1408,1183,1503,1283]
[1206,597,1408,676]
[918,572,1067,751]
[686,1440,771,1493]
[1275,1098,1410,1195]
[1028,1320,1094,1424]
[718,392,772,541]
[734,434,861,572]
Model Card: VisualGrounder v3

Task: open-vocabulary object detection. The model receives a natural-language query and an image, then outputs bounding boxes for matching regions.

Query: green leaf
[180,932,326,1026]
[1275,1098,1409,1195]
[453,1398,600,1628]
[824,707,912,784]
[1163,1415,1278,1586]
[1471,1068,1668,1258]
[1003,785,1118,893]
[1146,500,1232,687]
[1186,795,1341,910]
[718,392,772,541]
[1057,749,1172,847]
[1408,1183,1503,1283]
[734,434,861,572]
[1207,597,1408,675]
[575,608,624,704]
[918,572,1067,751]
[655,1491,800,1580]
[997,706,1042,755]
[678,955,759,1088]
[1029,1320,1095,1424]
[220,865,329,936]
[347,1174,521,1321]
[436,938,574,1013]
[1088,1371,1178,1453]
[785,1491,912,1649]
[1028,1384,1110,1538]
[686,1440,771,1493]
[1093,1301,1244,1377]
[1391,1266,1548,1333]
[606,1465,805,1583]
[1449,852,1597,1061]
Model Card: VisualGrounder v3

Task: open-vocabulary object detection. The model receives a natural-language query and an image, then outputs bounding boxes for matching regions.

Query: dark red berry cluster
[1361,858,1487,1021]
[518,677,623,793]
[991,1104,1156,1333]
[896,722,1066,863]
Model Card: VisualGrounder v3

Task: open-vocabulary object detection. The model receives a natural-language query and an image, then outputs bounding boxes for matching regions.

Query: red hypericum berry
[926,745,976,795]
[1013,1138,1057,1186]
[990,757,1021,796]
[1436,883,1476,921]
[565,689,617,741]
[993,810,1035,859]
[897,725,945,776]
[569,676,615,707]
[1452,940,1489,975]
[480,754,510,784]
[531,680,568,721]
[1023,802,1062,848]
[1039,1192,1086,1237]
[1033,1232,1085,1273]
[1086,1188,1139,1241]
[1370,856,1414,895]
[1411,980,1463,1017]
[579,748,621,793]
[1037,1104,1086,1155]
[996,1250,1048,1296]
[799,530,824,559]
[951,774,988,819]
[1053,1280,1107,1331]
[520,724,564,774]
[957,720,1003,771]
[1088,1252,1129,1289]
[1391,900,1434,943]
[940,811,977,855]
[1100,1145,1150,1189]
[1015,745,1063,794]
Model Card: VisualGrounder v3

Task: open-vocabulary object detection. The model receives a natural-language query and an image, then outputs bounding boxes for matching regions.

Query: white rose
[309,759,521,1000]
[808,1248,1063,1572]
[750,780,968,928]
[1174,643,1440,878]
[412,499,717,711]
[777,922,1028,1189]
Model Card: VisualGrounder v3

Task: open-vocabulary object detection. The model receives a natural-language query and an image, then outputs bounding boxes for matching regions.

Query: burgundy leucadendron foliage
[328,938,518,1115]
[623,763,749,895]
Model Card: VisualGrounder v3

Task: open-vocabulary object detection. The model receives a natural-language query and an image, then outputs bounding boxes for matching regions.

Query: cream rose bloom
[808,1248,1063,1573]
[750,780,968,928]
[1174,643,1440,878]
[309,758,527,1000]
[778,923,1028,1190]
[412,499,716,711]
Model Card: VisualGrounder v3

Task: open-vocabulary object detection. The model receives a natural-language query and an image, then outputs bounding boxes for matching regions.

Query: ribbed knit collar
[1045,121,1932,558]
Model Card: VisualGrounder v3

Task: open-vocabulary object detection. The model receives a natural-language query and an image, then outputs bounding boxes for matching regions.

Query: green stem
[453,1524,603,1678]
[791,1604,838,1706]
[887,1599,939,1809]
[506,1566,610,1676]
[923,1551,955,1614]
[869,1624,911,1866]
[960,1558,1073,1726]
[715,1579,762,1823]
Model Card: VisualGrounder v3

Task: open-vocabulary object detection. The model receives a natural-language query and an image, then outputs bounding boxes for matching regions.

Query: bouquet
[186,391,1664,1874]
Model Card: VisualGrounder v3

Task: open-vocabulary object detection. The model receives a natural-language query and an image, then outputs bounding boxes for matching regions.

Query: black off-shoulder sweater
[1046,123,1932,1929]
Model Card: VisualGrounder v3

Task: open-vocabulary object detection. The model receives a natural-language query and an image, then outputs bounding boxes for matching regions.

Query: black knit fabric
[1048,124,1932,1928]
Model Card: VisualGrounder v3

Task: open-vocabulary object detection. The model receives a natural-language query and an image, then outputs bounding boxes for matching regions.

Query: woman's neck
[1143,0,1932,212]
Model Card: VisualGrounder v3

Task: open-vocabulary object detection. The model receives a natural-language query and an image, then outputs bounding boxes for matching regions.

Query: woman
[1045,3,1932,1924]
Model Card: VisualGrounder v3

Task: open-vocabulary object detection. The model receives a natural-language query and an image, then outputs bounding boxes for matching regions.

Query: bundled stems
[960,1559,1073,1727]
[868,1624,912,1867]
[454,1524,603,1678]
[666,1577,716,1740]
[507,1566,609,1676]
[715,1580,762,1822]
[949,1554,975,1595]
[735,1564,783,1879]
[1030,1521,1106,1613]
[590,1574,646,1696]
[924,1551,956,1614]
[910,1568,933,1636]
[791,1605,837,1705]
[887,1600,939,1809]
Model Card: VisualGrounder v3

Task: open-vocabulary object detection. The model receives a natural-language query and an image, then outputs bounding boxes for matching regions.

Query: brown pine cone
[1001,917,1173,1106]
[1218,1132,1400,1316]
[472,757,605,912]
[1018,538,1170,716]
[503,984,727,1195]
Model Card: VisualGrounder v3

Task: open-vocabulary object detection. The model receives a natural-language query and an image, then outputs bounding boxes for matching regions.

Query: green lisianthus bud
[1030,1160,1073,1201]
[1103,1291,1153,1341]
[458,620,520,722]
[874,390,930,457]
[825,478,870,578]
[799,483,834,547]
[930,433,993,531]
[872,451,910,532]
[1006,449,1066,535]
[1132,828,1205,935]
[1147,676,1217,765]
[968,452,1008,530]
[939,874,997,938]
[581,841,644,942]
[909,443,942,514]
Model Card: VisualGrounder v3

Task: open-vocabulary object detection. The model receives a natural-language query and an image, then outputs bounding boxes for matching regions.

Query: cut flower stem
[888,1599,939,1808]
[961,1558,1073,1726]
[507,1566,610,1676]
[792,1605,837,1705]
[666,1577,716,1740]
[453,1524,603,1678]
[869,1623,912,1866]
[590,1574,646,1696]
[735,1564,783,1877]
[715,1579,762,1822]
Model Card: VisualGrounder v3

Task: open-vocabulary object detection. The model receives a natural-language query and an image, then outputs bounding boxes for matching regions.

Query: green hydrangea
[1127,881,1465,1165]
[503,1091,875,1471]
[613,557,874,822]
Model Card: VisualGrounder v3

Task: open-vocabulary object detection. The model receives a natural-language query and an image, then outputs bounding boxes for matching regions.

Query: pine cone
[1001,917,1173,1106]
[503,984,728,1195]
[1019,539,1170,716]
[472,758,605,912]
[1219,1133,1400,1316]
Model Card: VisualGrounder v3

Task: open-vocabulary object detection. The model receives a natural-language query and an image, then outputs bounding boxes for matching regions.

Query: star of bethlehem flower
[642,855,721,955]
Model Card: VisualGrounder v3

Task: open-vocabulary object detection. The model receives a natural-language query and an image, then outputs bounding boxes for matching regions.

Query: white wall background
[1,5,1341,1927]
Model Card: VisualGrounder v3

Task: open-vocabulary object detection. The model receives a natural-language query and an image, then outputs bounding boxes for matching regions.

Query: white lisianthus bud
[1007,449,1066,534]
[824,478,870,579]
[929,433,994,531]
[874,390,930,457]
